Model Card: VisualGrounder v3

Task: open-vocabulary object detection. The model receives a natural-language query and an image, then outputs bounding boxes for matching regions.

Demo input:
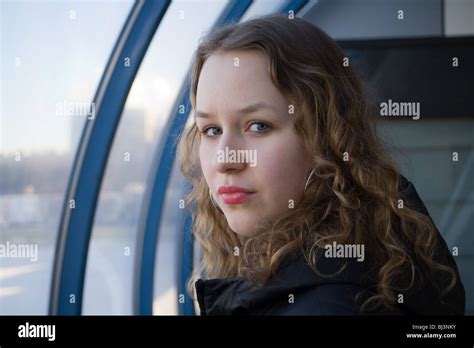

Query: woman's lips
[218,186,255,205]
[220,192,254,205]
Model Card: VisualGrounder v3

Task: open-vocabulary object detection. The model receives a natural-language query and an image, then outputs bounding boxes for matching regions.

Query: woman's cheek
[255,147,289,195]
[257,139,307,201]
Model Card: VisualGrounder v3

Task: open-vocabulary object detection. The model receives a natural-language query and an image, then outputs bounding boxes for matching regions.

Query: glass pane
[82,0,229,315]
[0,0,133,314]
[153,159,188,315]
[241,0,287,21]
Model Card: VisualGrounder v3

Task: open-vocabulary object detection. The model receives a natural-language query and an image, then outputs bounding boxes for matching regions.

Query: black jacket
[195,175,466,315]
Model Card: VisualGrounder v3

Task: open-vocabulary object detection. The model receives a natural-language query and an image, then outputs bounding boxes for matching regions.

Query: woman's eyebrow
[195,102,276,119]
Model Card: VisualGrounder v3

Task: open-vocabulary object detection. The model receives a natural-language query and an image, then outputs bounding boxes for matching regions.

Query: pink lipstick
[218,186,255,205]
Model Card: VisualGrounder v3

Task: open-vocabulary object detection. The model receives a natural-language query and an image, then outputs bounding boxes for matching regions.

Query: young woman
[179,14,465,315]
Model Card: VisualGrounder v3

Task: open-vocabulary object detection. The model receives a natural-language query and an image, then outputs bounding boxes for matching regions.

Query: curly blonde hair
[179,14,457,312]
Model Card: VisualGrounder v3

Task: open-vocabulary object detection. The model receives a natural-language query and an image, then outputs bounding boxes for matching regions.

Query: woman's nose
[212,134,248,174]
[213,148,248,173]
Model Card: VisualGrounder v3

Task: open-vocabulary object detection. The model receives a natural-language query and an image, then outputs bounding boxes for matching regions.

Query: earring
[209,188,222,212]
[304,168,316,191]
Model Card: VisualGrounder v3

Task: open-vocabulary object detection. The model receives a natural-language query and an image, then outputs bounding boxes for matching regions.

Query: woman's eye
[201,122,270,138]
[202,126,222,137]
[249,122,270,133]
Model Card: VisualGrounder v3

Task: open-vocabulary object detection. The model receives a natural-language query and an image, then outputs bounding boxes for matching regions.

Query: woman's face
[195,49,313,237]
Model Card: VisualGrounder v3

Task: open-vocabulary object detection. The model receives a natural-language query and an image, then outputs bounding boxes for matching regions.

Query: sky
[1,0,267,154]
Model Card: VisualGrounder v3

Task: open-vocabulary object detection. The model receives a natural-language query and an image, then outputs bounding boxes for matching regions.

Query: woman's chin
[225,215,258,237]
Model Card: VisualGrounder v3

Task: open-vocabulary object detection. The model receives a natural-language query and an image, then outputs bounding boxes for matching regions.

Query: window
[0,0,133,314]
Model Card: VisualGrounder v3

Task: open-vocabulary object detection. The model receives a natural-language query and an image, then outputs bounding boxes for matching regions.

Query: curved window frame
[49,0,171,315]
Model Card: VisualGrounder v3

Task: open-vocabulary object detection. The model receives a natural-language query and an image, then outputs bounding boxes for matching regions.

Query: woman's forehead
[196,51,288,117]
